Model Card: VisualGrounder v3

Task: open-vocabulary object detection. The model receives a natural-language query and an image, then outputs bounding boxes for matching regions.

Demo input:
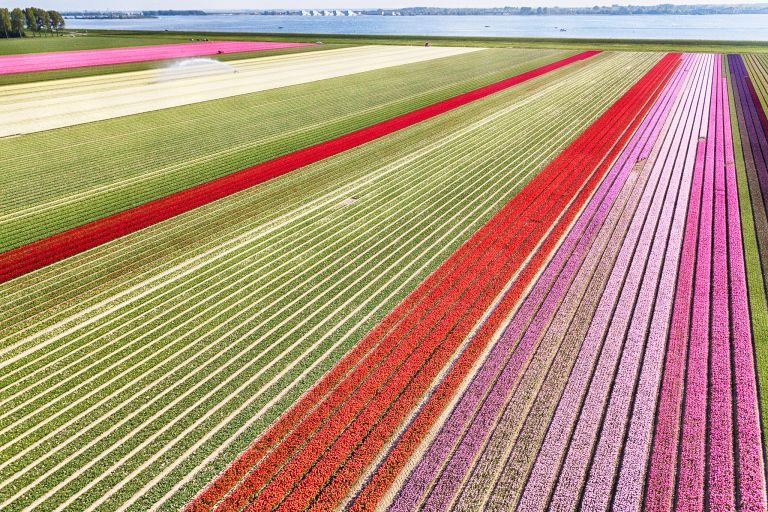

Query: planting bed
[0,47,568,253]
[1,42,767,512]
[0,45,484,137]
[187,51,768,511]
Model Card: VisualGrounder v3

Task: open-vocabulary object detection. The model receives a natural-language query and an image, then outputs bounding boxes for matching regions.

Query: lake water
[66,14,768,41]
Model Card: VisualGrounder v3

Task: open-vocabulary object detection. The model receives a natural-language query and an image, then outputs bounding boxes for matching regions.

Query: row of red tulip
[182,50,602,512]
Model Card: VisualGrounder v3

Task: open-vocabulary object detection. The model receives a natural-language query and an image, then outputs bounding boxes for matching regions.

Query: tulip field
[0,46,483,137]
[1,36,768,511]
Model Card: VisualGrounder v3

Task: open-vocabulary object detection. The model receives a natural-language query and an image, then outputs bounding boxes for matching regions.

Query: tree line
[0,7,65,38]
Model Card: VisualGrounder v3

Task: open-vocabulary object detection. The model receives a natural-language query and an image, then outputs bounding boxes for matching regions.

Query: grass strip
[0,50,599,284]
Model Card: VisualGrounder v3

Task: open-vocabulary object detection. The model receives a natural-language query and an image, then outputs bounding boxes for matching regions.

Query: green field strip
[729,57,768,456]
[0,49,602,336]
[745,54,768,113]
[0,47,569,253]
[0,52,659,511]
[8,29,768,55]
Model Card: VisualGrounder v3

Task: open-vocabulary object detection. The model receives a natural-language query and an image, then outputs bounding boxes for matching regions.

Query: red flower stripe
[349,52,682,512]
[206,53,680,512]
[181,49,601,511]
[0,50,599,285]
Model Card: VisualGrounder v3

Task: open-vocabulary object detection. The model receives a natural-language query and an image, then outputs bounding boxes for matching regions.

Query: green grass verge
[0,48,570,252]
[0,52,659,511]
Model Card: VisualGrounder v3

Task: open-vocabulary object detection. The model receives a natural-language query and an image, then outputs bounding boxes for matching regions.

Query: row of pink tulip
[0,40,313,74]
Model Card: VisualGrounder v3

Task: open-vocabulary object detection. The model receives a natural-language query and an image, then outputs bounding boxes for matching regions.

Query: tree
[48,10,63,35]
[34,7,48,35]
[10,7,25,37]
[0,8,11,38]
[23,7,37,36]
[56,11,65,34]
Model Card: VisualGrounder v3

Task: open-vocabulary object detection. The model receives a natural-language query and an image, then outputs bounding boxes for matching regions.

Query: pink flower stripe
[391,53,687,512]
[674,54,718,512]
[0,41,314,74]
[517,53,709,510]
[634,70,707,512]
[645,53,767,512]
[546,53,713,512]
[181,50,602,512]
[708,54,736,510]
[0,51,600,285]
[580,53,703,511]
[611,55,709,512]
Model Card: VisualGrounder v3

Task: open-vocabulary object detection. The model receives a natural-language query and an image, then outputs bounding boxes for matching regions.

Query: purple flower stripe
[731,57,768,209]
[548,53,713,512]
[724,55,768,510]
[389,56,685,512]
[516,54,699,511]
[644,137,706,512]
[581,54,709,512]
[641,60,711,511]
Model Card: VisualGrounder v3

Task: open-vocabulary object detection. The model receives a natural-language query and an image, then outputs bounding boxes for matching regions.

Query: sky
[31,0,768,11]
